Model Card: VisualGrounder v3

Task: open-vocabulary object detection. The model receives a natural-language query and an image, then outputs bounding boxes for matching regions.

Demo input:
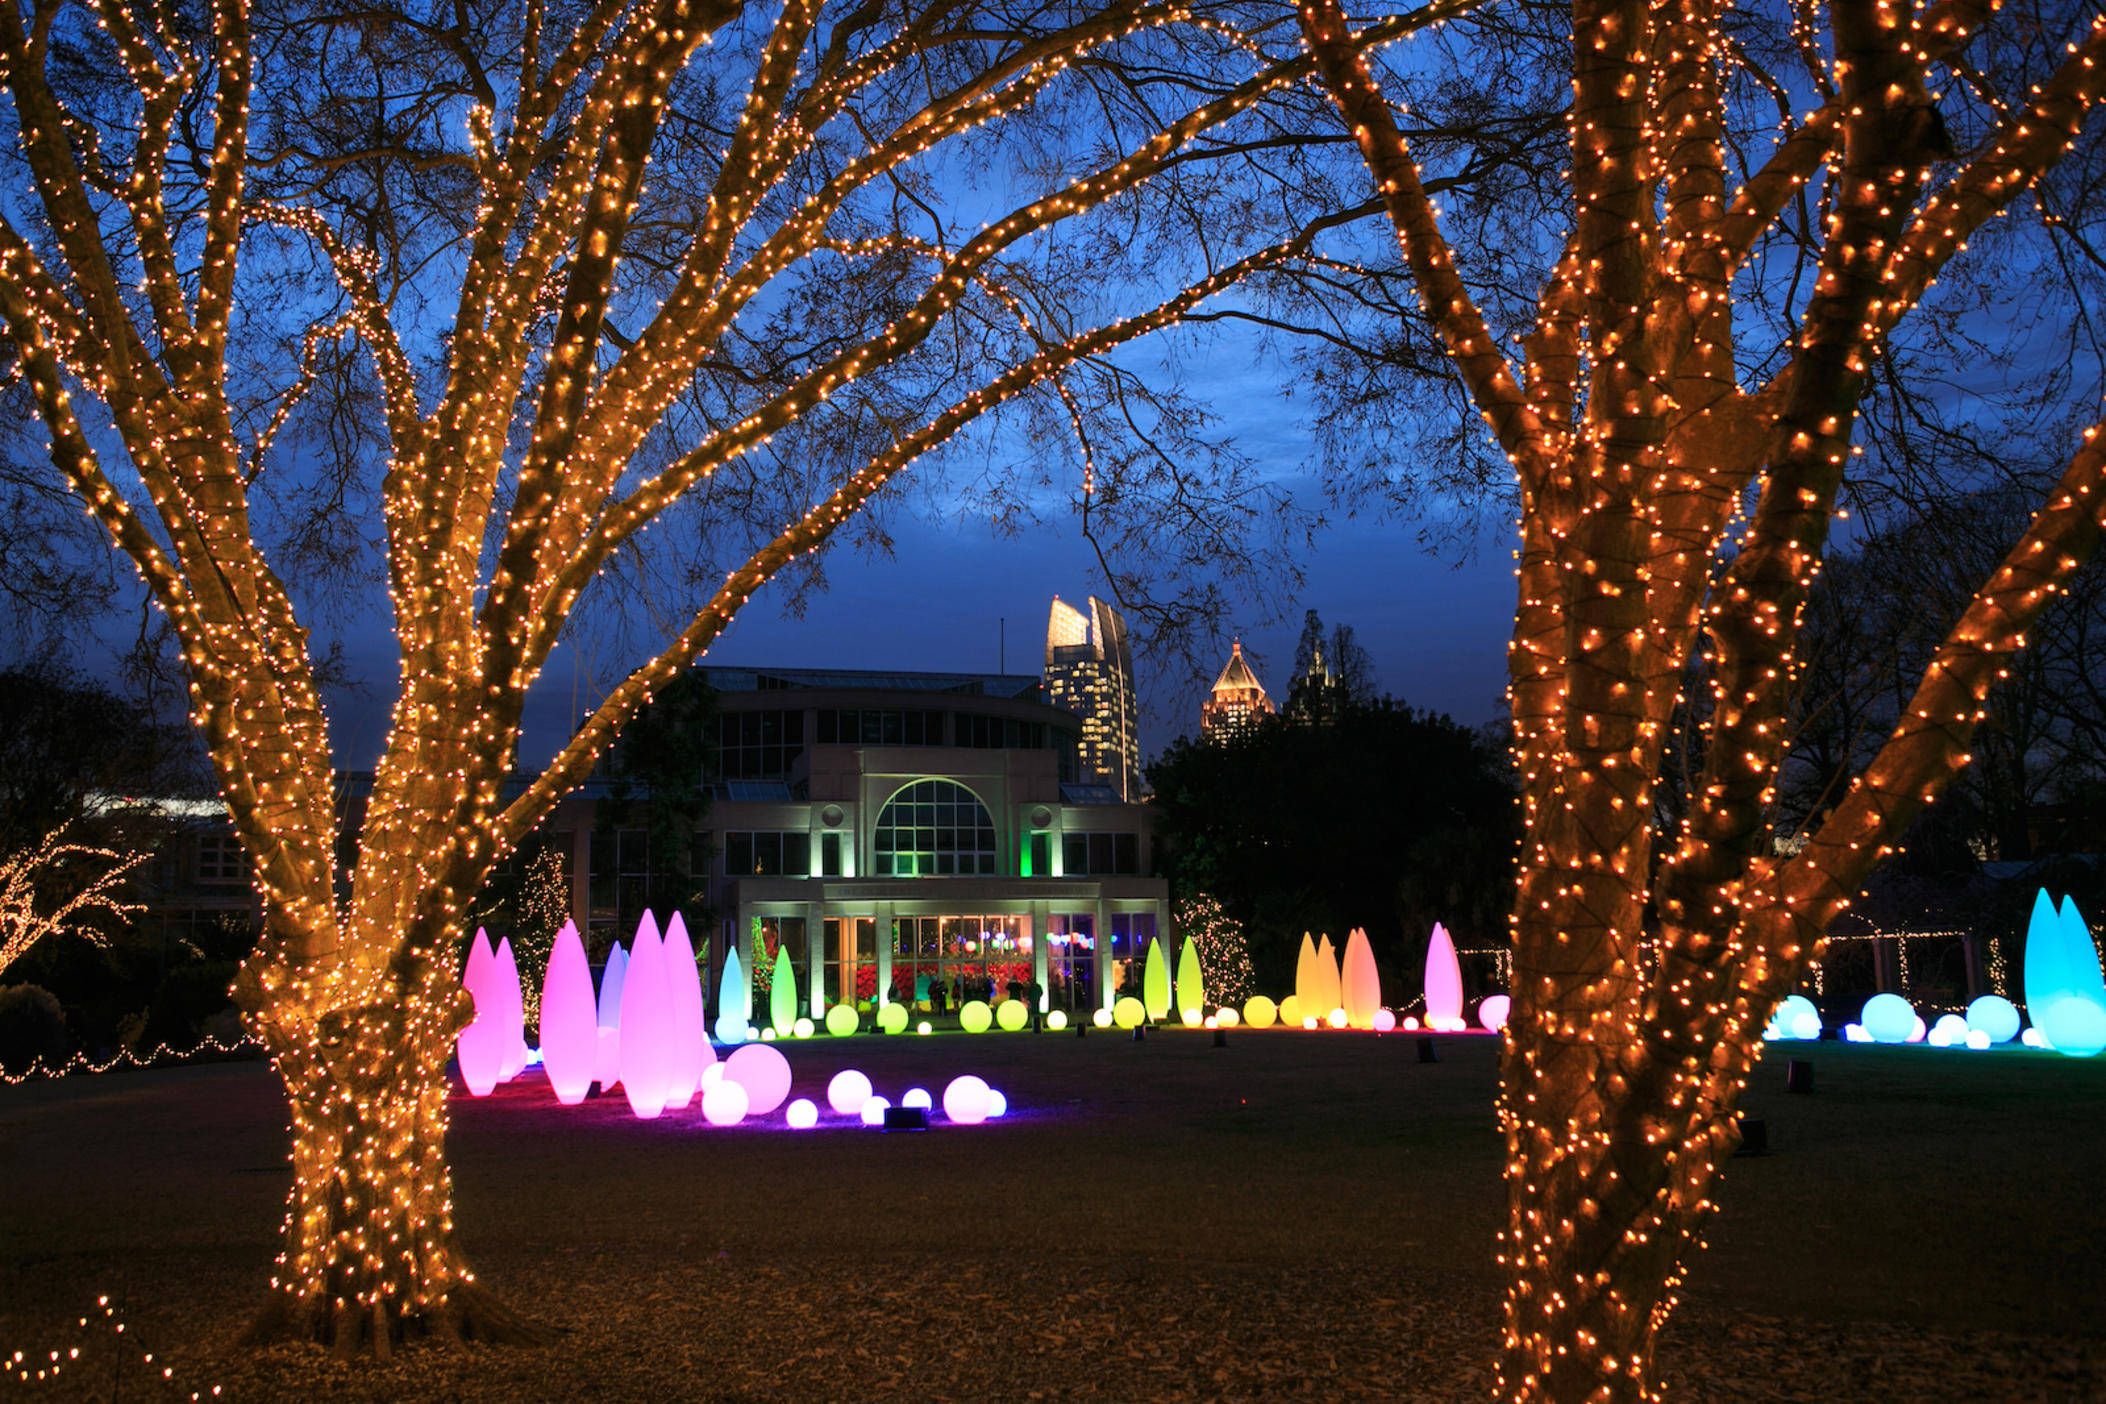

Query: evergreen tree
[1178,893,1254,1007]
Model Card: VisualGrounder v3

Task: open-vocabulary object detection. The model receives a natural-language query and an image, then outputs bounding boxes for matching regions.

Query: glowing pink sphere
[1372,1009,1397,1033]
[1478,995,1512,1032]
[786,1097,819,1129]
[701,1079,749,1126]
[943,1075,992,1124]
[827,1069,873,1116]
[724,1043,793,1115]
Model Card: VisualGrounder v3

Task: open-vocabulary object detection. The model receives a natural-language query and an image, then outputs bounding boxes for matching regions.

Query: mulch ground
[5,1029,2104,1401]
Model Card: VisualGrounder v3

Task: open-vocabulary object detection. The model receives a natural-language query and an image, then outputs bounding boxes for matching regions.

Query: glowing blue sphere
[1861,993,1916,1044]
[2034,992,2106,1058]
[1770,995,1819,1040]
[1966,995,2021,1045]
[986,1088,1008,1118]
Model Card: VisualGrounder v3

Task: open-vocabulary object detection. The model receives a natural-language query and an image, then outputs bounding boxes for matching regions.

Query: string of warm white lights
[5,1293,224,1397]
[0,1033,259,1087]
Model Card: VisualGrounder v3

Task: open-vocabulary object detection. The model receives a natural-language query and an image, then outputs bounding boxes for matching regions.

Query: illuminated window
[197,832,244,883]
[874,780,998,877]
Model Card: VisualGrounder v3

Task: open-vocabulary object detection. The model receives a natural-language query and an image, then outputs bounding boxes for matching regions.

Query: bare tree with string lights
[0,0,1503,1355]
[1294,0,2106,1394]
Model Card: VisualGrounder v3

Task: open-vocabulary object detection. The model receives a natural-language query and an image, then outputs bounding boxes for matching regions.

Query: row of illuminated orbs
[1761,890,2106,1058]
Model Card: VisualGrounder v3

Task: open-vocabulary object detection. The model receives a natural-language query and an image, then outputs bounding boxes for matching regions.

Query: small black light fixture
[1734,1114,1768,1156]
[1213,1028,1228,1048]
[1785,1058,1814,1094]
[1417,1036,1438,1064]
[882,1105,929,1131]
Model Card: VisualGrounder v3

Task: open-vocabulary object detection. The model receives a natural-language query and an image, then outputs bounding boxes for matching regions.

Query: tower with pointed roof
[1044,595,1140,800]
[1201,641,1275,743]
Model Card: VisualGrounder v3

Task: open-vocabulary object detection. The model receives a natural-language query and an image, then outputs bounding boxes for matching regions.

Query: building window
[725,831,811,877]
[1025,832,1051,877]
[713,709,805,780]
[956,713,1047,749]
[874,779,998,877]
[816,709,944,746]
[821,832,843,877]
[1061,831,1139,875]
[197,832,244,883]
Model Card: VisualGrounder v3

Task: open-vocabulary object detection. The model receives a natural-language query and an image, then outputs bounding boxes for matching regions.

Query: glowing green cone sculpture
[770,944,797,1036]
[1143,939,1171,1021]
[1176,938,1204,1018]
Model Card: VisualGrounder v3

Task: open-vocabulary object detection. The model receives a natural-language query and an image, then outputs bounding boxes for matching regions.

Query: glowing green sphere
[1114,996,1145,1029]
[1242,995,1276,1029]
[877,1003,909,1034]
[996,999,1028,1031]
[825,1004,859,1037]
[959,999,993,1033]
[1047,1009,1069,1031]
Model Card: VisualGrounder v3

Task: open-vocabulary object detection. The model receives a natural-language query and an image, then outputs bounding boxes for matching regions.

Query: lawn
[3,1027,2103,1400]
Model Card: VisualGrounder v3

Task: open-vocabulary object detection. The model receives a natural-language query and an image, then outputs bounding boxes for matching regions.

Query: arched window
[874,779,999,876]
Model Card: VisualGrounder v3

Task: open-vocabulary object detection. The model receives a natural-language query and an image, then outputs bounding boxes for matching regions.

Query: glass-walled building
[691,666,1167,1019]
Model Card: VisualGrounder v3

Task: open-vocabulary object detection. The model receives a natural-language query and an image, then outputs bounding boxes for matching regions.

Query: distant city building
[1201,641,1275,742]
[1043,596,1140,801]
[1284,635,1348,727]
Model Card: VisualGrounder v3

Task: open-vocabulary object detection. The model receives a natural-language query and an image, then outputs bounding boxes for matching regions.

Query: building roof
[1211,641,1267,698]
[694,666,1043,700]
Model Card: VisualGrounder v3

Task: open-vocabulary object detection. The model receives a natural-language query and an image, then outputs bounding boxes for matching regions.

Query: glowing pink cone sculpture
[663,912,712,1108]
[595,942,627,1090]
[1341,927,1382,1030]
[1424,922,1464,1031]
[456,929,503,1095]
[619,916,675,1118]
[495,936,527,1081]
[538,921,597,1105]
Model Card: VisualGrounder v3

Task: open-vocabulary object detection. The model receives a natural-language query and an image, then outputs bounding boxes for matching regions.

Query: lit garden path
[3,1030,2102,1398]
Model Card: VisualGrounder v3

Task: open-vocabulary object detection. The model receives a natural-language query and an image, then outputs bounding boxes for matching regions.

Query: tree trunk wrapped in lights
[1298,0,2106,1395]
[0,0,1469,1354]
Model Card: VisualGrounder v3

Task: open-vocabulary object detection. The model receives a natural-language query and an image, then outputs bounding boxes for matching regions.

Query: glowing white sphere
[760,1027,777,1041]
[792,1017,816,1039]
[701,1079,749,1126]
[785,1097,818,1129]
[1928,1026,1954,1048]
[1931,1013,1969,1045]
[986,1089,1008,1118]
[1326,1008,1349,1030]
[1860,993,1916,1044]
[2021,1026,2047,1048]
[877,1003,909,1035]
[701,1062,725,1089]
[1047,1010,1069,1031]
[1965,1029,1991,1050]
[1216,1008,1240,1029]
[1302,1015,1319,1030]
[1372,1009,1396,1033]
[916,1021,932,1036]
[723,1043,793,1114]
[825,1004,859,1037]
[1791,1010,1822,1040]
[1242,996,1276,1029]
[1844,1023,1870,1042]
[1404,1016,1421,1031]
[997,1000,1029,1031]
[1114,997,1146,1029]
[827,1069,873,1116]
[860,1095,891,1126]
[902,1087,932,1110]
[1966,994,2021,1044]
[1092,1008,1112,1028]
[943,1075,992,1124]
[1182,1009,1204,1028]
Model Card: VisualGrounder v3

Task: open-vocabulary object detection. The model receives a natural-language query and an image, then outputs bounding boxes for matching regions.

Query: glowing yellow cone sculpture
[1294,933,1318,1014]
[1143,938,1171,1021]
[1176,938,1205,1020]
[770,943,797,1036]
[1314,934,1342,1020]
[1341,927,1381,1030]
